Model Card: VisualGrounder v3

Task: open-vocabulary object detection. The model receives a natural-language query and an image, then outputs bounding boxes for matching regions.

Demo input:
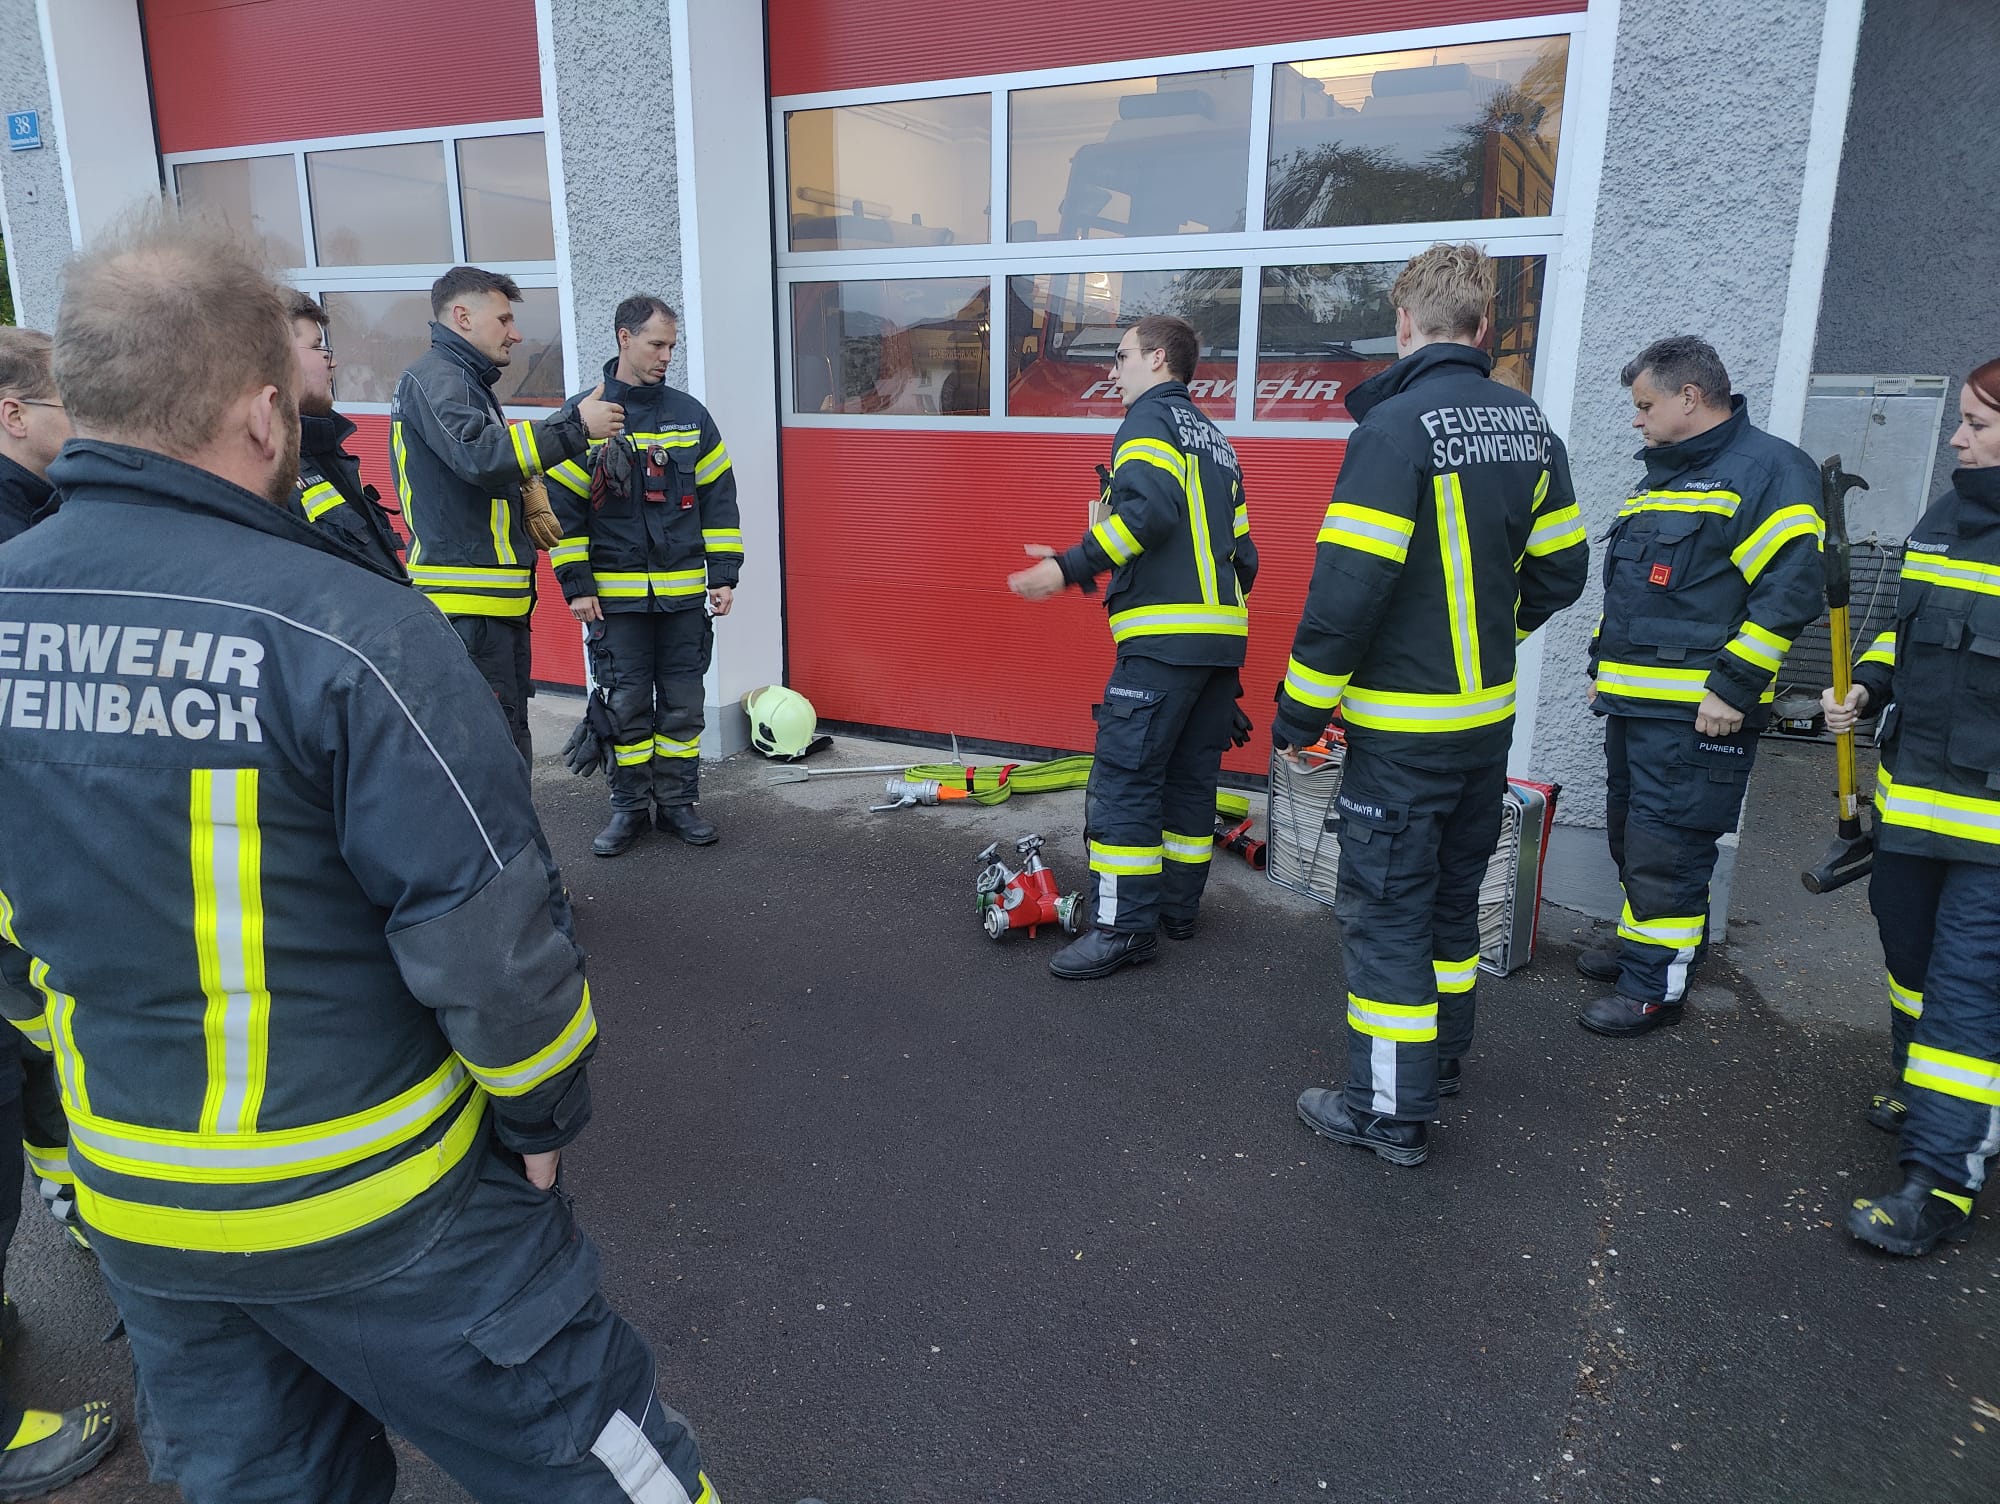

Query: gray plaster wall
[546,0,688,393]
[1532,0,1833,835]
[0,0,71,329]
[1813,0,2000,498]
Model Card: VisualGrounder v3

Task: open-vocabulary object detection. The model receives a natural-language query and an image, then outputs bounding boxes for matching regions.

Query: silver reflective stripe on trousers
[590,1407,692,1504]
[1096,870,1122,927]
[1370,1036,1398,1118]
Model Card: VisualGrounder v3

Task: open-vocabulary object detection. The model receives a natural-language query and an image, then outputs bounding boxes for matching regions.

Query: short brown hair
[54,207,292,458]
[1132,314,1198,383]
[283,287,329,328]
[1391,243,1495,341]
[0,328,57,403]
[431,265,522,319]
[1968,358,2000,413]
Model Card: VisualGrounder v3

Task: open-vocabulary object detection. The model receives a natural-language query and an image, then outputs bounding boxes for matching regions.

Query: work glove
[521,475,563,551]
[562,715,604,778]
[1229,706,1253,748]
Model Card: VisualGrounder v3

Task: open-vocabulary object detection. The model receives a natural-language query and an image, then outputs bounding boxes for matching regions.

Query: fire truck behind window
[1266,37,1568,231]
[306,141,453,267]
[786,97,992,252]
[174,157,306,269]
[792,279,992,416]
[1005,268,1240,421]
[322,287,566,407]
[457,134,556,263]
[1008,69,1252,243]
[1255,255,1546,421]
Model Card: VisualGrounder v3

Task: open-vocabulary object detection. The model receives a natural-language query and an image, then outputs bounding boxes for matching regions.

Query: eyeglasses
[1111,347,1141,366]
[307,344,334,360]
[17,400,64,411]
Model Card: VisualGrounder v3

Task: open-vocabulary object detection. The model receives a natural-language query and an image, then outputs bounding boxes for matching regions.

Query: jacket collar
[298,410,357,459]
[1637,395,1748,479]
[1346,343,1491,423]
[598,355,673,410]
[428,322,502,388]
[1951,463,2000,530]
[0,451,54,518]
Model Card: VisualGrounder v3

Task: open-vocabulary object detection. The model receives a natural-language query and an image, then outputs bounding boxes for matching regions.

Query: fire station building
[1,0,1992,914]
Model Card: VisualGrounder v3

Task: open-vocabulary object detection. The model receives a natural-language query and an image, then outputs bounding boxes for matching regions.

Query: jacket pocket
[1626,614,1730,664]
[1946,600,2000,780]
[1330,790,1410,902]
[1611,513,1706,594]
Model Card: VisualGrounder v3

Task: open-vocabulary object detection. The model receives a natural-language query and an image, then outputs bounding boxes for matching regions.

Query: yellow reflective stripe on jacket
[422,593,533,618]
[69,1058,474,1186]
[1338,680,1516,734]
[1432,956,1478,995]
[43,965,88,1112]
[1887,971,1923,1019]
[508,420,546,479]
[1902,552,2000,598]
[1723,621,1792,676]
[488,498,518,566]
[74,1089,488,1254]
[392,421,422,565]
[1730,504,1823,584]
[1858,631,1896,668]
[1162,830,1213,865]
[1435,473,1480,693]
[0,890,53,1054]
[1618,488,1742,518]
[594,569,707,599]
[1283,655,1349,710]
[1317,503,1415,564]
[1346,994,1438,1043]
[1232,503,1250,538]
[1904,1042,2000,1106]
[300,482,345,522]
[548,458,592,498]
[1525,501,1586,556]
[1108,603,1247,642]
[1113,437,1186,484]
[1185,460,1220,606]
[653,734,699,759]
[694,441,732,486]
[1087,840,1163,876]
[549,537,591,569]
[702,528,745,555]
[1091,515,1143,566]
[458,987,597,1099]
[1873,763,2000,846]
[191,768,271,1136]
[1617,902,1703,950]
[409,562,534,618]
[23,1142,70,1184]
[1593,660,1709,704]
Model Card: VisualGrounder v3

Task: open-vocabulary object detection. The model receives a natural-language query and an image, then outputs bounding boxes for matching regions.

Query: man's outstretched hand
[1008,544,1066,601]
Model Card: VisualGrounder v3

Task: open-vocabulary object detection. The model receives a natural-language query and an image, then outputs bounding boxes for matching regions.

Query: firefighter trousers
[1603,714,1757,1005]
[1083,655,1238,934]
[450,617,534,765]
[590,609,713,812]
[1333,743,1505,1123]
[1867,849,2000,1190]
[103,1151,714,1504]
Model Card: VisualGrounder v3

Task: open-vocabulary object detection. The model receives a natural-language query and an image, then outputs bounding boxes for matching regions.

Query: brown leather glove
[521,475,563,551]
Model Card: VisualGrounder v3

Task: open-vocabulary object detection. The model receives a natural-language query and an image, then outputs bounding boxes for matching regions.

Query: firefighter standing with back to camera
[1008,313,1257,980]
[1579,337,1822,1036]
[1274,244,1588,1168]
[546,296,743,856]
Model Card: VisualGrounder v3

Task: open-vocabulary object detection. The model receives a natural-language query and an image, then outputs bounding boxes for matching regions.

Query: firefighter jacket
[1852,465,2000,866]
[1273,344,1588,769]
[292,411,408,582]
[390,323,590,619]
[0,440,598,1302]
[1589,398,1824,724]
[1055,380,1258,668]
[0,452,52,545]
[544,361,742,612]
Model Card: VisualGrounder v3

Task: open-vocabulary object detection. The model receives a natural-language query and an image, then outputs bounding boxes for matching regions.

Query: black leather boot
[658,804,718,846]
[1575,943,1620,983]
[592,808,650,857]
[1048,927,1156,979]
[0,1402,119,1499]
[1865,1088,1908,1133]
[1848,1166,1975,1256]
[1161,913,1198,941]
[1437,1057,1462,1097]
[1579,993,1683,1037]
[1295,1087,1428,1166]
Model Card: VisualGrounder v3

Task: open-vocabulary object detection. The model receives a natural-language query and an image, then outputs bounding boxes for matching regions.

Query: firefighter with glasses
[1274,243,1588,1167]
[1009,313,1257,979]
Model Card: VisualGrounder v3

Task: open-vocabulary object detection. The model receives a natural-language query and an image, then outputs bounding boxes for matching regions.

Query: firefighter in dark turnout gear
[546,297,743,854]
[0,328,69,543]
[284,291,406,580]
[0,217,716,1503]
[1826,358,2000,1257]
[1579,338,1823,1038]
[1009,314,1257,980]
[391,266,626,761]
[1274,245,1588,1166]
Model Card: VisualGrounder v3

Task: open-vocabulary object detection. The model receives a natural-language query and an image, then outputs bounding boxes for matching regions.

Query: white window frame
[772,10,1587,438]
[163,118,568,417]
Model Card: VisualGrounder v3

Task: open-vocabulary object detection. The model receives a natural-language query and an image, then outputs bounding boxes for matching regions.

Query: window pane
[174,157,305,268]
[306,141,452,267]
[1008,68,1252,243]
[785,96,991,251]
[320,287,566,408]
[791,279,991,416]
[1254,256,1546,421]
[458,134,555,262]
[1006,268,1241,420]
[1266,37,1568,231]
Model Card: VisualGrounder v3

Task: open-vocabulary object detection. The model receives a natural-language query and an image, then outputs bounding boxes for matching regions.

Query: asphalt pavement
[8,710,1996,1503]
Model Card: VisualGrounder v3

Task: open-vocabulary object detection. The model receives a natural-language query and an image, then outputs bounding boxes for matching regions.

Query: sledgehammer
[1802,455,1873,894]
